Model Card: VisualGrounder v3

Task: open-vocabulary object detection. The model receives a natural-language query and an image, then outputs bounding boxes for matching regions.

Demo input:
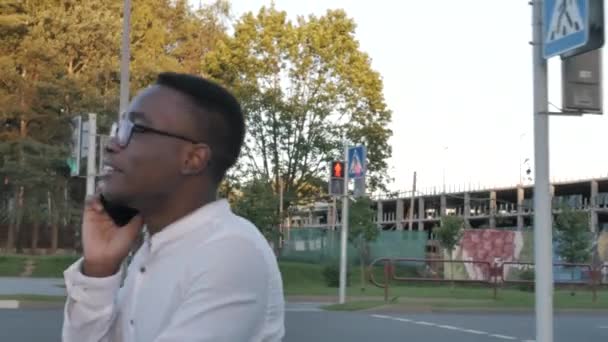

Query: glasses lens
[110,122,118,138]
[117,120,133,147]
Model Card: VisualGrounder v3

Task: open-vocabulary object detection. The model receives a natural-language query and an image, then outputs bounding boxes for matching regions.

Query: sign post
[338,140,349,304]
[534,0,603,341]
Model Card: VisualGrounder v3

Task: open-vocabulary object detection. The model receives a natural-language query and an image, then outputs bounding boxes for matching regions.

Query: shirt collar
[143,199,231,255]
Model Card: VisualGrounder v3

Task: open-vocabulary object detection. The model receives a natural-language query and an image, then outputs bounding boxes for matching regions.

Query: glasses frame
[111,118,201,148]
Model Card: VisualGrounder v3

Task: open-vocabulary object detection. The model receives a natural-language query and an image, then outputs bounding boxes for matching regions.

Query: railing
[368,257,606,303]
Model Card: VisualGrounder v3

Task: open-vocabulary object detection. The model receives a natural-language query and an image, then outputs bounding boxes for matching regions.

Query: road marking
[414,321,436,326]
[369,313,530,340]
[392,318,412,323]
[489,334,517,340]
[437,324,462,331]
[598,326,608,329]
[0,300,19,309]
[462,329,487,335]
[371,314,392,319]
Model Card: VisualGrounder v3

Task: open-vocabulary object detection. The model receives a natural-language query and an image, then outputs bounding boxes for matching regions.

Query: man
[62,72,285,341]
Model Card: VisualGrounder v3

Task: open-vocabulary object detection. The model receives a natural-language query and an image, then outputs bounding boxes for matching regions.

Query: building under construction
[288,177,608,235]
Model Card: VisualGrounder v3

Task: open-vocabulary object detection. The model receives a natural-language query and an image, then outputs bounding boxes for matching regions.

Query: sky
[197,0,608,194]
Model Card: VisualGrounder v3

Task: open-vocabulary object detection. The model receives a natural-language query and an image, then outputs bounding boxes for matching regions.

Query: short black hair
[156,72,245,183]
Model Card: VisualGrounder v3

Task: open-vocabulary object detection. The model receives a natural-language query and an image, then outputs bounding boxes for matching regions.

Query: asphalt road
[1,306,606,342]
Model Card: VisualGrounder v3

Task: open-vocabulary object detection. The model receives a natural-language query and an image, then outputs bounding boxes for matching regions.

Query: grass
[280,261,608,311]
[0,255,27,277]
[0,254,79,278]
[29,255,79,278]
[0,294,66,302]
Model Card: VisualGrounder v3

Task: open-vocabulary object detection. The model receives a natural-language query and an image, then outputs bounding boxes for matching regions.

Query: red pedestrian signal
[331,161,344,179]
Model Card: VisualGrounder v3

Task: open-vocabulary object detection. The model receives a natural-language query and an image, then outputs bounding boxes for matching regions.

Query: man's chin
[98,183,133,207]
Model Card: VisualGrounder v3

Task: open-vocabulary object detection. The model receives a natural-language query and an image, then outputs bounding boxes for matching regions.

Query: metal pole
[519,133,524,185]
[339,139,349,304]
[86,113,97,196]
[408,172,416,231]
[119,0,131,117]
[531,1,553,341]
[279,178,284,251]
[442,146,448,193]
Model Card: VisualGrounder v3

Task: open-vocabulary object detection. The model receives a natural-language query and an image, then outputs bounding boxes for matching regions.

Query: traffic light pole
[85,113,97,196]
[119,0,131,118]
[339,138,349,304]
[531,1,553,341]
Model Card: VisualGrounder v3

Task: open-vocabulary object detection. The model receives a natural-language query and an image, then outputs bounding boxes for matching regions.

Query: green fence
[279,228,428,265]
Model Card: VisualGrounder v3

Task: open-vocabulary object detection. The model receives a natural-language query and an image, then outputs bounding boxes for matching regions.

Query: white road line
[0,300,19,309]
[598,326,608,329]
[371,314,392,319]
[369,314,526,341]
[437,324,462,331]
[462,329,487,335]
[489,334,517,340]
[414,321,436,326]
[392,318,412,323]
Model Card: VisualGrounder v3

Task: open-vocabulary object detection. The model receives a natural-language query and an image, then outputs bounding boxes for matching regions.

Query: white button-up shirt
[62,199,285,342]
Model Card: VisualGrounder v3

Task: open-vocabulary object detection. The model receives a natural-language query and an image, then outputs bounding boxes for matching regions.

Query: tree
[0,0,230,252]
[554,206,591,280]
[348,196,379,291]
[231,177,282,243]
[204,6,393,208]
[433,216,464,284]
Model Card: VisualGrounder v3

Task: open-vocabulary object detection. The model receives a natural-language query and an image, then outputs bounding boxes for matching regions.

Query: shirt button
[130,319,134,325]
[140,266,146,273]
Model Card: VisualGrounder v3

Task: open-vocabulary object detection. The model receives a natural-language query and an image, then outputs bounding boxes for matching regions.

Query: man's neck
[141,190,217,235]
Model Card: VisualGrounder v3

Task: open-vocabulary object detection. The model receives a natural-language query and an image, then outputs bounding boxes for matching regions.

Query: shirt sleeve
[152,237,282,342]
[61,257,123,342]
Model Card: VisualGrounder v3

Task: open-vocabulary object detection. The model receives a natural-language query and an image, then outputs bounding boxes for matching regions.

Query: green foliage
[322,263,351,288]
[554,206,591,264]
[204,5,393,206]
[433,216,465,256]
[348,196,379,265]
[231,177,281,241]
[517,268,535,292]
[0,0,230,251]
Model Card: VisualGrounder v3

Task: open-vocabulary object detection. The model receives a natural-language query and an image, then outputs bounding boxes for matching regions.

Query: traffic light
[67,116,82,177]
[329,161,345,196]
[331,161,345,179]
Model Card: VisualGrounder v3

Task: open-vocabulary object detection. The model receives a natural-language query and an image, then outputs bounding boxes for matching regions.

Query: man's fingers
[84,194,103,212]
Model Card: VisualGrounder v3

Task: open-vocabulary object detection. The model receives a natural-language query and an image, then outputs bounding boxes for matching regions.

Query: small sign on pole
[562,48,603,113]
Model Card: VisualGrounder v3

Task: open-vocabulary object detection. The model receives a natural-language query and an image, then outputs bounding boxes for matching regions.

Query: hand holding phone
[81,195,143,277]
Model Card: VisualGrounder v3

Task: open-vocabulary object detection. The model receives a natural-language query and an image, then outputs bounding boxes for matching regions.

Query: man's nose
[105,136,122,153]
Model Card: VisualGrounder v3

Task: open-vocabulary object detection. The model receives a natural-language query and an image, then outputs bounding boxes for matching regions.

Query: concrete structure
[289,177,608,236]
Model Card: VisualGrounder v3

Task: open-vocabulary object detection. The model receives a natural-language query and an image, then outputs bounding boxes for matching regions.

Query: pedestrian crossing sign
[348,145,366,179]
[544,0,589,58]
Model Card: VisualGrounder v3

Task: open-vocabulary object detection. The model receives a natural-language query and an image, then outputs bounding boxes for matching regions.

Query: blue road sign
[544,0,589,58]
[348,145,366,179]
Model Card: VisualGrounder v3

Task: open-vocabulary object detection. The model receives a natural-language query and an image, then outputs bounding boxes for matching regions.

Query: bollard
[383,260,391,302]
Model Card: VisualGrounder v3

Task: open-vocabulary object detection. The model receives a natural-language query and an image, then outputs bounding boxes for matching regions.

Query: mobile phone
[99,194,139,227]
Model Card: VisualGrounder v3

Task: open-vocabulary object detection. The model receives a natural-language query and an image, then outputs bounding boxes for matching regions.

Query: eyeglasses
[110,119,200,148]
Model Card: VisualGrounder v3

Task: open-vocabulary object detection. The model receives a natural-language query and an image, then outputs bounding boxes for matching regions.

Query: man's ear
[182,144,212,175]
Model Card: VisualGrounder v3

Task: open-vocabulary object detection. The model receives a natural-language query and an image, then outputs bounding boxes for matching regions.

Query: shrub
[322,263,351,288]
